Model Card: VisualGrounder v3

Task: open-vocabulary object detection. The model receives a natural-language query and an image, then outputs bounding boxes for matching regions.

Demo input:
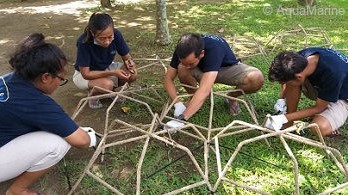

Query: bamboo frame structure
[67,50,348,194]
[212,119,348,194]
[265,24,335,53]
[225,35,267,59]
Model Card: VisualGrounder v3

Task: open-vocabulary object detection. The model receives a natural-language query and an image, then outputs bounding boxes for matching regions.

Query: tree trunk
[298,0,316,6]
[155,0,171,46]
[101,0,112,8]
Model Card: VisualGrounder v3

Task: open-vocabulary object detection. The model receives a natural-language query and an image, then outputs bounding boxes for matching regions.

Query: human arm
[164,66,180,103]
[286,98,328,122]
[164,66,189,117]
[266,98,328,130]
[181,71,218,120]
[271,81,327,129]
[64,127,93,148]
[273,84,287,114]
[121,53,137,75]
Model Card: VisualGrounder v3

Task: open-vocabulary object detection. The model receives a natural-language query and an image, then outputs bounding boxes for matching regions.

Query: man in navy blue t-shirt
[164,33,264,122]
[267,47,348,136]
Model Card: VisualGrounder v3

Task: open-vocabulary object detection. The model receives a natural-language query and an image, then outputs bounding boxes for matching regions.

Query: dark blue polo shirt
[0,72,78,147]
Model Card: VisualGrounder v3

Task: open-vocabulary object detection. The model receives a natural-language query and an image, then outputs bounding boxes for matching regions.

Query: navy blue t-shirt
[0,72,78,147]
[298,47,348,102]
[170,34,239,72]
[74,28,130,71]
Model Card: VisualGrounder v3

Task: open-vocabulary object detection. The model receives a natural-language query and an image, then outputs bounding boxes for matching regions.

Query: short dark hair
[268,51,308,82]
[84,12,114,43]
[176,33,204,59]
[9,33,67,81]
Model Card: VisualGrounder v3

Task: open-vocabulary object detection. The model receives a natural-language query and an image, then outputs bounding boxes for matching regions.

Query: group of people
[0,12,347,194]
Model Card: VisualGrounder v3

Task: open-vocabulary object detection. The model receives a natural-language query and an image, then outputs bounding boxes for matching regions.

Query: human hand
[174,102,186,117]
[274,99,287,114]
[80,127,97,147]
[264,114,288,131]
[115,69,131,80]
[125,59,136,74]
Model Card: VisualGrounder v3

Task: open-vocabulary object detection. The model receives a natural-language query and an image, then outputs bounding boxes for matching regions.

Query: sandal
[225,98,241,116]
[88,99,103,109]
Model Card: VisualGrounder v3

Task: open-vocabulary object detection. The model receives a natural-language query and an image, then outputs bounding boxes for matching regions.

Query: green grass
[67,0,348,194]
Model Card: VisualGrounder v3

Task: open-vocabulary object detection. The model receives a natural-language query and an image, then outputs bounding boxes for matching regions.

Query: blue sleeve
[298,48,319,58]
[114,29,130,56]
[170,50,180,69]
[75,41,91,69]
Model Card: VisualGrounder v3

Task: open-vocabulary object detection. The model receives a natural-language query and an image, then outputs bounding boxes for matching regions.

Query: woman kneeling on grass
[0,33,97,195]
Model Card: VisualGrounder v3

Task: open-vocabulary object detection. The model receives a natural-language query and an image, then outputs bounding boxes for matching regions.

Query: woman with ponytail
[0,33,97,195]
[73,12,138,109]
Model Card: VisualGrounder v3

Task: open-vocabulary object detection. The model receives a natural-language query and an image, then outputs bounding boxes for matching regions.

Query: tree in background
[155,0,171,45]
[101,0,112,8]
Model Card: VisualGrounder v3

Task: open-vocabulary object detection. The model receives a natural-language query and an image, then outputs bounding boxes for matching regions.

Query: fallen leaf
[40,24,50,29]
[121,106,130,113]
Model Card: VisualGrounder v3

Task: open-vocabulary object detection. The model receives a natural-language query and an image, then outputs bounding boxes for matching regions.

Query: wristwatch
[177,114,186,121]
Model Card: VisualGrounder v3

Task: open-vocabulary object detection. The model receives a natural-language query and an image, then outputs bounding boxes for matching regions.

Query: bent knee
[311,116,333,136]
[28,133,71,172]
[90,78,114,90]
[244,70,264,91]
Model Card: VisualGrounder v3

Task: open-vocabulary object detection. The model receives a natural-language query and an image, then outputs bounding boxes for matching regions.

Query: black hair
[176,33,204,59]
[9,33,67,81]
[83,12,114,43]
[268,51,308,82]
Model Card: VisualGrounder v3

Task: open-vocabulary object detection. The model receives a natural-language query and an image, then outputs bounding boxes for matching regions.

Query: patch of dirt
[0,0,168,194]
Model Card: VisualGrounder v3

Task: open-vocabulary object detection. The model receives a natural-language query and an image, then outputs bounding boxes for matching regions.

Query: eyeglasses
[53,74,68,86]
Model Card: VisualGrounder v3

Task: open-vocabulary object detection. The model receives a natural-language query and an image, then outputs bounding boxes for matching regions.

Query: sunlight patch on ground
[115,0,144,3]
[0,0,99,15]
[126,22,142,27]
[0,39,10,44]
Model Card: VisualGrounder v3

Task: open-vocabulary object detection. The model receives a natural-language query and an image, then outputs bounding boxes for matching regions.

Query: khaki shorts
[191,62,259,85]
[73,62,123,90]
[0,131,70,182]
[302,79,348,130]
[317,100,348,131]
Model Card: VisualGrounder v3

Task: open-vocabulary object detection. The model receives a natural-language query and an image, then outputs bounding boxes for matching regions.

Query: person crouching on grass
[266,47,348,136]
[164,33,264,124]
[73,12,138,109]
[0,33,97,195]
